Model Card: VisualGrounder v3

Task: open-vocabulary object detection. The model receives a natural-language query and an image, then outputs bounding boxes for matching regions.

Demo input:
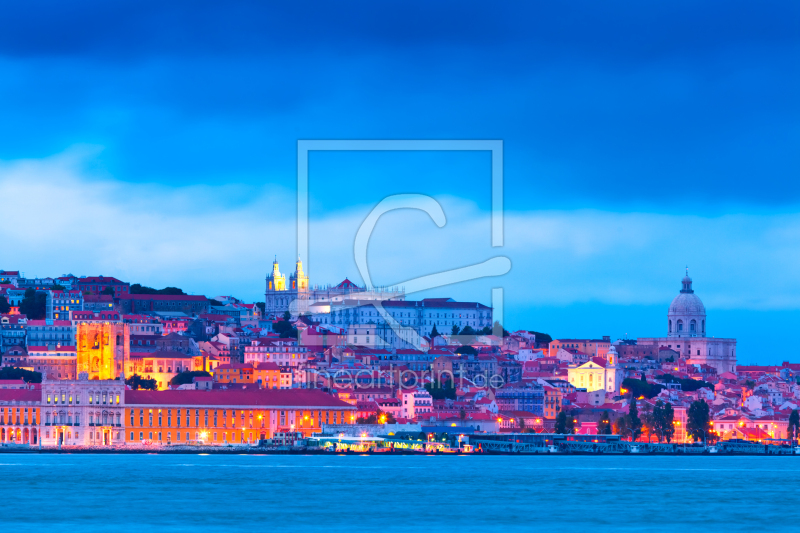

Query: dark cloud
[0,1,797,209]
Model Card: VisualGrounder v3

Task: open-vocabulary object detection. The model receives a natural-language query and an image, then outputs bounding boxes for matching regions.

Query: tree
[169,370,211,387]
[519,417,526,430]
[273,319,298,339]
[430,323,440,342]
[613,414,629,436]
[125,374,158,391]
[655,373,715,392]
[255,302,265,315]
[279,327,298,339]
[19,289,46,319]
[621,377,663,399]
[554,410,568,434]
[425,379,456,400]
[652,400,675,443]
[0,367,42,383]
[528,331,553,344]
[687,399,711,443]
[639,400,654,441]
[130,284,186,296]
[0,295,10,314]
[460,326,477,336]
[457,325,477,344]
[745,379,756,390]
[455,345,478,356]
[492,321,509,337]
[597,411,612,435]
[565,413,576,434]
[451,325,460,336]
[628,397,642,441]
[459,407,466,422]
[101,286,115,296]
[283,310,291,321]
[788,410,800,443]
[208,299,224,307]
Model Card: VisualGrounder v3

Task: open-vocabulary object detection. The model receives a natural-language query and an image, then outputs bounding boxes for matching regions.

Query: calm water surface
[1,454,798,531]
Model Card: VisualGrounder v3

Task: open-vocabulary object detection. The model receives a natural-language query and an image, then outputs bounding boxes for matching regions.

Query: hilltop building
[638,270,736,374]
[264,257,404,317]
[310,297,493,350]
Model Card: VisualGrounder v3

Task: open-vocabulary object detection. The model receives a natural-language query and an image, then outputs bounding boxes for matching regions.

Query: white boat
[708,445,718,454]
[547,445,559,453]
[629,445,641,454]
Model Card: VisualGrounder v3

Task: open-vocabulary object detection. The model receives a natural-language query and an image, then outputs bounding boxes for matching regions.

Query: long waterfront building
[0,373,356,447]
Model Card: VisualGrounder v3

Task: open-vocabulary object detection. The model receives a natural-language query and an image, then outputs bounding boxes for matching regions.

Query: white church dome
[667,270,706,337]
[669,291,706,315]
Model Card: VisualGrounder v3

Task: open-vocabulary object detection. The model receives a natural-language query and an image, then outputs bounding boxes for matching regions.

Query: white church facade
[638,271,736,374]
[567,346,622,395]
[264,257,404,317]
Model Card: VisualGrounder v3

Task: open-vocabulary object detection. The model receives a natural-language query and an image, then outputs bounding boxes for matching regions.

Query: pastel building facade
[567,347,622,395]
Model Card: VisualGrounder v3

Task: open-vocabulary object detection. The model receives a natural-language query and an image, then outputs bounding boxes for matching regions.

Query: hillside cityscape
[0,263,797,453]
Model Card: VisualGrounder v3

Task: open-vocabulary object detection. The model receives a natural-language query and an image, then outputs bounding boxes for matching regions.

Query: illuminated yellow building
[264,255,404,317]
[567,346,621,394]
[76,323,131,380]
[267,257,286,291]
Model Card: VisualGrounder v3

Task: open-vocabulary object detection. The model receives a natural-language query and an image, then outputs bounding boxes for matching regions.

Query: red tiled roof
[78,276,126,284]
[0,390,40,402]
[28,346,77,353]
[335,278,360,289]
[125,388,355,408]
[119,294,208,301]
[589,357,607,368]
[26,320,72,326]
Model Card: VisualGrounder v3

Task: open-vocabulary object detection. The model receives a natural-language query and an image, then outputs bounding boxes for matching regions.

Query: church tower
[76,323,130,380]
[267,257,286,292]
[265,257,295,317]
[290,256,309,292]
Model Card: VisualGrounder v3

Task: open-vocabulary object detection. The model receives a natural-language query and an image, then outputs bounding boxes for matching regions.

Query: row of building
[4,264,796,448]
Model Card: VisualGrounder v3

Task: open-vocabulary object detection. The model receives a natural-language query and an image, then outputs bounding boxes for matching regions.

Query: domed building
[668,270,706,338]
[638,271,736,374]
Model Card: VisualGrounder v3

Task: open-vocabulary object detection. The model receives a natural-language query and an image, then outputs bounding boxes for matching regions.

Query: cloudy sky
[1,1,798,362]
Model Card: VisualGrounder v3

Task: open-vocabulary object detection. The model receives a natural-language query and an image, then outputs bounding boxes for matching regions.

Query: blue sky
[0,1,798,362]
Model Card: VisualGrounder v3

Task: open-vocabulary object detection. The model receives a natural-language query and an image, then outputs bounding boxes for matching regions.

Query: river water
[1,454,798,531]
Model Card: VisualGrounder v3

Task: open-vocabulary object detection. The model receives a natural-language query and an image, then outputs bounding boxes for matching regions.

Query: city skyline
[2,4,799,532]
[1,1,798,362]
